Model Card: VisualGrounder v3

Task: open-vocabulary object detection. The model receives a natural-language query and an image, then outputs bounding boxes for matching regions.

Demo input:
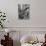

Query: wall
[0,0,46,28]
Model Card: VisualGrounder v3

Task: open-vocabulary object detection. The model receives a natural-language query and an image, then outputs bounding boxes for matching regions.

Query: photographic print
[18,4,30,20]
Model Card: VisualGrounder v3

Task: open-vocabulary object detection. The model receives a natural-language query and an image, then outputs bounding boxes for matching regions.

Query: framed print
[15,0,32,27]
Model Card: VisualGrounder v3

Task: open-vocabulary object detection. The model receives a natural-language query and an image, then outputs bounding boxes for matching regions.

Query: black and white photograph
[18,4,30,20]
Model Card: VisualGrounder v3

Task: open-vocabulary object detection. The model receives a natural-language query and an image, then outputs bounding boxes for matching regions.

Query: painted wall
[0,0,46,27]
